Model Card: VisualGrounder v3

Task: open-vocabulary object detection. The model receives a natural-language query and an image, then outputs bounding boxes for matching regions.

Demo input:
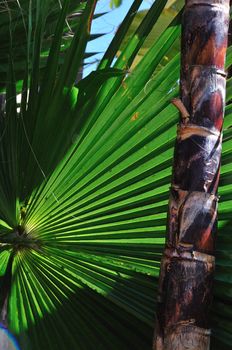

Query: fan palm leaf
[0,0,232,349]
[0,0,102,90]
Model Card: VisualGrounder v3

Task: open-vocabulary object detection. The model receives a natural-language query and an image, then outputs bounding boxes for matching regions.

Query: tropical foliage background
[0,0,231,349]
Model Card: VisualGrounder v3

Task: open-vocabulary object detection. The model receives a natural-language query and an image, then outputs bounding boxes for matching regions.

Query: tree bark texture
[153,1,230,349]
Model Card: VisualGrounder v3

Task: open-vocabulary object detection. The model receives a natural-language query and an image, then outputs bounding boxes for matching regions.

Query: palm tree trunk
[153,1,230,349]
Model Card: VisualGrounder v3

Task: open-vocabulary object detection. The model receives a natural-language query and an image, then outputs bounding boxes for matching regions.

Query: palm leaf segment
[0,0,231,348]
[0,0,101,90]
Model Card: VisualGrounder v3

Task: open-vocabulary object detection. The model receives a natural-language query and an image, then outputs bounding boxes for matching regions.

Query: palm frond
[0,0,232,349]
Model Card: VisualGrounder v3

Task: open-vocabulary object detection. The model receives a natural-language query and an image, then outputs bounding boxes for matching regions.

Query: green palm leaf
[0,0,231,349]
[0,0,102,91]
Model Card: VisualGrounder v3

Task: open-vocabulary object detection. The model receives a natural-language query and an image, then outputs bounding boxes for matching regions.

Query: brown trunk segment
[153,1,230,349]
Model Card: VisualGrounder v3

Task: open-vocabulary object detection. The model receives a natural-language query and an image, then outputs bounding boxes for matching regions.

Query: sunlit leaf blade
[117,0,184,69]
[98,0,144,70]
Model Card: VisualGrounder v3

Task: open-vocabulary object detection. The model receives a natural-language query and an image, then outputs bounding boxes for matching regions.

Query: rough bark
[153,1,230,349]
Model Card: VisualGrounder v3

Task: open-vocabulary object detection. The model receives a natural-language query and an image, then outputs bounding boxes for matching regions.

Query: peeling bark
[153,1,230,349]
